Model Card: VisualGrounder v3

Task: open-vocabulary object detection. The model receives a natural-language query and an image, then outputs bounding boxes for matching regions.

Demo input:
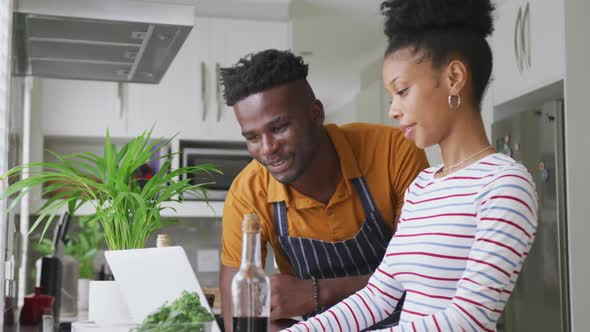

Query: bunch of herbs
[133,291,214,332]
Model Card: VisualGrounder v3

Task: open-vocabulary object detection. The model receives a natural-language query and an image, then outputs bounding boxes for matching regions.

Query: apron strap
[273,177,384,238]
[273,201,289,237]
[351,177,381,216]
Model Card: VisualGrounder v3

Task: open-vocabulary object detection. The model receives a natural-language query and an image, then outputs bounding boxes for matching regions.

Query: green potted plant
[1,129,219,248]
[0,129,220,325]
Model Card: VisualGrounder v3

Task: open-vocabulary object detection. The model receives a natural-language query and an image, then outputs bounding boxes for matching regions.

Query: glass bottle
[59,254,79,318]
[54,232,79,319]
[156,233,171,248]
[231,214,270,332]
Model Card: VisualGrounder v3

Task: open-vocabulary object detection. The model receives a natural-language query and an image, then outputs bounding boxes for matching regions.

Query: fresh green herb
[134,291,214,332]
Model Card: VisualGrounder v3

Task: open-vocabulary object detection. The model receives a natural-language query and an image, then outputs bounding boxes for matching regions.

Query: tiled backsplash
[148,217,224,288]
[0,0,13,322]
[145,217,279,287]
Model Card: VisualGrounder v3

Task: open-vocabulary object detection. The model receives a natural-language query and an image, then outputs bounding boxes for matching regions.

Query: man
[219,49,429,331]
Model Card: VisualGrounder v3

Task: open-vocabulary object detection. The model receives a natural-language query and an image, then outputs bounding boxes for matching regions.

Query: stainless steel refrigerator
[493,100,570,332]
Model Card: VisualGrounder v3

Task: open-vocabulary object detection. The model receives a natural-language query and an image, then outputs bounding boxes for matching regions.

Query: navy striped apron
[273,177,405,330]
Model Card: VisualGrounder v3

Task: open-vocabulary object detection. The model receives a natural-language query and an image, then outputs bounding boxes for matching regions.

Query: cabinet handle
[201,61,207,121]
[216,62,222,122]
[522,2,531,70]
[514,6,524,73]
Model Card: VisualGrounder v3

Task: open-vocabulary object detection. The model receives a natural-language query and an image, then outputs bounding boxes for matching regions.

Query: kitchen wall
[23,216,226,293]
[4,76,25,317]
[91,217,278,291]
[298,20,493,167]
[145,218,225,289]
[564,0,590,330]
[0,0,14,324]
[289,2,385,117]
[325,47,387,125]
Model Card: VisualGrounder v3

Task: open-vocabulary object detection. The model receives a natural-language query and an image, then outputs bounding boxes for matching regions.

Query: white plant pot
[77,279,90,312]
[88,280,133,326]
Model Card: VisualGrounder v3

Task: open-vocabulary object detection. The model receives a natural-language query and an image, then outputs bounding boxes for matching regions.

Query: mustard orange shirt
[221,123,429,274]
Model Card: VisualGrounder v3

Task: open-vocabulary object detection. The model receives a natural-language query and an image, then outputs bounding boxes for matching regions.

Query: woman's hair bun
[381,0,495,40]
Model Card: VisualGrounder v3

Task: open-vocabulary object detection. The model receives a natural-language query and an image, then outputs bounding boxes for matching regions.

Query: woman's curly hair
[381,0,495,107]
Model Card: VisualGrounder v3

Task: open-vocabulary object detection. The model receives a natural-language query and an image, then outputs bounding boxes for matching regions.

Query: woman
[281,0,537,331]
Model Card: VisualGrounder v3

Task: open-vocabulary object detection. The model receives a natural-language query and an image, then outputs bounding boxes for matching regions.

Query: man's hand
[270,274,313,320]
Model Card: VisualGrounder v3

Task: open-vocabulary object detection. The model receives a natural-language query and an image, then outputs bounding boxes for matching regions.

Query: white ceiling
[298,0,384,16]
[207,0,503,15]
[137,0,385,20]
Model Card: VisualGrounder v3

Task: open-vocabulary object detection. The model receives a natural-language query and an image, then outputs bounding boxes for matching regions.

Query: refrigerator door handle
[551,101,571,332]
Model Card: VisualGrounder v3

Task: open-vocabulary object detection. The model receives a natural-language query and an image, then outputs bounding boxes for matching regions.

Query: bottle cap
[156,234,171,248]
[242,214,261,233]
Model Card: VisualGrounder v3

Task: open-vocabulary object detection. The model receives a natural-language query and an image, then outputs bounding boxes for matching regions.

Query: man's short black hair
[220,49,309,106]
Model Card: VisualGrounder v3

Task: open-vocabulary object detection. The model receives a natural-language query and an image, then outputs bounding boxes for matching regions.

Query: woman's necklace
[442,146,494,173]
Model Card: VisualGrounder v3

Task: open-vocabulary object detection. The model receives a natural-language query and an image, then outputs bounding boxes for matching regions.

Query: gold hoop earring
[448,95,461,111]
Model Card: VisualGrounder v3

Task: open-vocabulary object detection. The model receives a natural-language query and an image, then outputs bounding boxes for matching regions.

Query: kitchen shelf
[33,199,224,219]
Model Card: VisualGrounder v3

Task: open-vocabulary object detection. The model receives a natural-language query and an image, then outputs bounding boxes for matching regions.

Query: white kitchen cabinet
[492,0,565,105]
[526,0,565,90]
[198,17,290,141]
[127,17,289,141]
[126,17,209,140]
[39,17,289,141]
[39,78,127,137]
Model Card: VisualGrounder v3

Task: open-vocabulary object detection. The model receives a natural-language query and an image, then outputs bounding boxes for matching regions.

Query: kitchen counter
[4,311,88,332]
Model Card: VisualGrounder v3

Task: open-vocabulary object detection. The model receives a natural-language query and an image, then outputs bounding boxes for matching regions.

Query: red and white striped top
[283,153,538,332]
